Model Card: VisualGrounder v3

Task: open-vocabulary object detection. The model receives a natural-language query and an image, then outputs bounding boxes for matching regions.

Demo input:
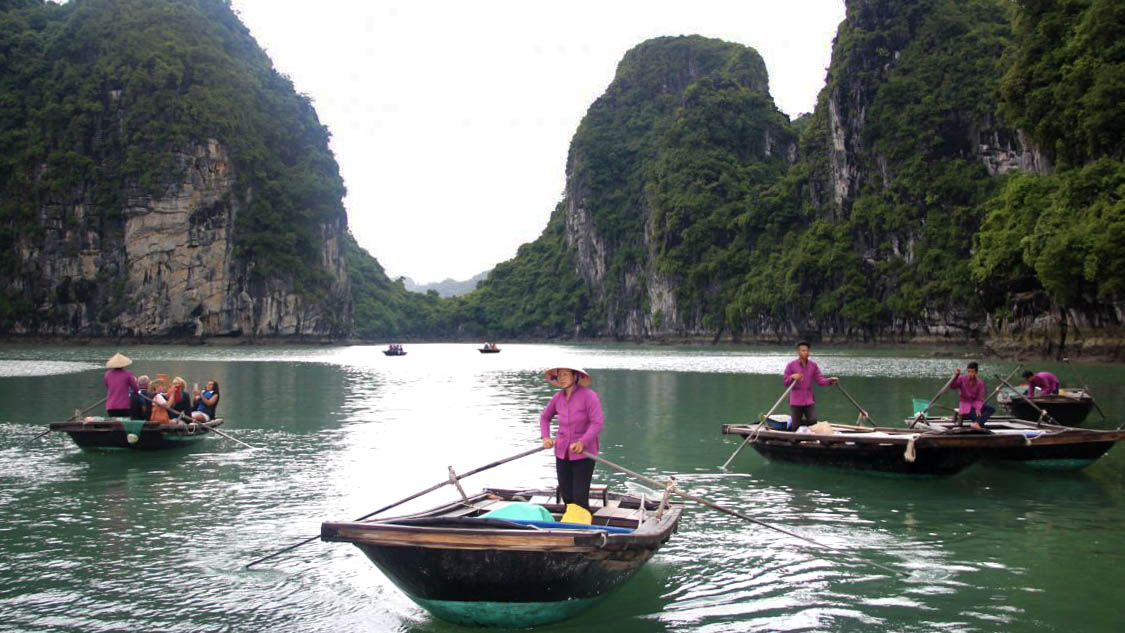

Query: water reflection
[0,344,1123,631]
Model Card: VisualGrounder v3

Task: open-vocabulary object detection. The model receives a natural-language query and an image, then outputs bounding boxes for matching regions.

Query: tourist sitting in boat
[168,377,192,417]
[1023,370,1060,396]
[130,375,152,420]
[148,377,173,424]
[539,365,603,512]
[104,353,139,418]
[191,380,220,422]
[782,341,838,430]
[950,362,994,428]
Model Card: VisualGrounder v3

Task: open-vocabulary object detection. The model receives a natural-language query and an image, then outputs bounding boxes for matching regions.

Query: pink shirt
[1027,372,1059,396]
[540,385,603,461]
[783,358,831,406]
[103,369,139,411]
[950,374,986,414]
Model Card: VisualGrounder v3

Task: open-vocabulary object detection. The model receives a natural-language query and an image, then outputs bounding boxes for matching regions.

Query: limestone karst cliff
[0,0,352,338]
[447,0,1125,356]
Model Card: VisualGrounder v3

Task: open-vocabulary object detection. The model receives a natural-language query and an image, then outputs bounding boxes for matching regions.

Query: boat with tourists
[321,485,683,628]
[997,387,1095,426]
[48,416,224,450]
[907,415,1125,470]
[383,344,407,356]
[722,416,1027,476]
[478,342,501,354]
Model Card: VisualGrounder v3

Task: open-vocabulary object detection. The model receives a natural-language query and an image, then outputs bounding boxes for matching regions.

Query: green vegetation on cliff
[972,0,1125,337]
[0,0,346,316]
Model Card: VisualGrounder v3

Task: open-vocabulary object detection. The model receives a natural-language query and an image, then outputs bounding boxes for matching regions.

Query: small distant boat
[383,346,407,356]
[997,387,1095,426]
[478,346,501,354]
[909,415,1125,470]
[321,486,682,628]
[722,417,1026,476]
[49,417,224,450]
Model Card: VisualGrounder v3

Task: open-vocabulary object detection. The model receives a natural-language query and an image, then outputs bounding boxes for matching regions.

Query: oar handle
[764,381,797,421]
[720,381,796,470]
[139,393,256,449]
[71,396,108,420]
[834,380,872,425]
[582,451,906,577]
[244,445,546,569]
[995,374,1057,424]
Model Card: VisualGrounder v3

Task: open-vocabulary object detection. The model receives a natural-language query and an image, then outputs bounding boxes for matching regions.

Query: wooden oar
[996,374,1058,425]
[244,445,546,569]
[1063,357,1107,420]
[835,380,873,425]
[584,451,905,577]
[140,394,256,450]
[24,396,108,445]
[910,364,1021,427]
[720,381,795,470]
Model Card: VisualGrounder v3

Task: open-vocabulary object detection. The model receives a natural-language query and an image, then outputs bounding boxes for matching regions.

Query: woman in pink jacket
[540,366,603,511]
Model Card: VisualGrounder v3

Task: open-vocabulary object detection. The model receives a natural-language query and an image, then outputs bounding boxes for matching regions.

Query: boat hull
[352,542,648,627]
[49,418,224,451]
[322,487,681,628]
[910,417,1125,470]
[747,436,975,476]
[478,349,501,354]
[722,423,1027,476]
[1001,397,1093,426]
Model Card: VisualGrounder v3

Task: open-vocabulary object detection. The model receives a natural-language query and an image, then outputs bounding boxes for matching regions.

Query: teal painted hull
[413,595,603,628]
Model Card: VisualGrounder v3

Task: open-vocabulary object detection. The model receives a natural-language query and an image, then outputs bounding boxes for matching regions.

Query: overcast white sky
[228,0,846,284]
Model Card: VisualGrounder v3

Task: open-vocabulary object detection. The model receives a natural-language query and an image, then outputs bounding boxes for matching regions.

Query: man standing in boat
[783,342,838,430]
[540,366,603,513]
[950,362,994,428]
[1023,370,1060,397]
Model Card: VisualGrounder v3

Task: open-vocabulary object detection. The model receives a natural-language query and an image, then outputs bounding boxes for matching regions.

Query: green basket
[912,399,932,416]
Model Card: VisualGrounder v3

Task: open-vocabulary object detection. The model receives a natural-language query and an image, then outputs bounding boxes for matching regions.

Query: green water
[1,344,1123,632]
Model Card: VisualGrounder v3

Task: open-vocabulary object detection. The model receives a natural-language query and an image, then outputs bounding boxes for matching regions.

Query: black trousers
[556,458,595,511]
[790,404,818,428]
[106,408,130,418]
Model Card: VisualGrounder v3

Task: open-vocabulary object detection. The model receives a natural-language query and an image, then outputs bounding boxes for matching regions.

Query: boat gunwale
[321,486,683,551]
[909,417,1125,446]
[48,418,225,436]
[721,423,1028,448]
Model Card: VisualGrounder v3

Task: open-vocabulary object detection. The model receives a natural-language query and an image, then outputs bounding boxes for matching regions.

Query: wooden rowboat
[383,349,407,356]
[722,417,1027,476]
[321,486,682,628]
[909,415,1125,470]
[49,417,224,450]
[477,347,501,354]
[997,388,1095,426]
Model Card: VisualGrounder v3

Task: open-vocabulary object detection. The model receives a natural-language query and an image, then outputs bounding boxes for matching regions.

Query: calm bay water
[1,343,1123,632]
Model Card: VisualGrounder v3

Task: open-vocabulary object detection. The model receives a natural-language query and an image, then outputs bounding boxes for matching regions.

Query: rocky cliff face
[0,0,353,340]
[9,139,350,339]
[563,36,794,338]
[822,0,1048,214]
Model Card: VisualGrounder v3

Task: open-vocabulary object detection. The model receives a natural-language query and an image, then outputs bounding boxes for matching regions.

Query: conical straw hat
[105,353,132,369]
[544,366,592,387]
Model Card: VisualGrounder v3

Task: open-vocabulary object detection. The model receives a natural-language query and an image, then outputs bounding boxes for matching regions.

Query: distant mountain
[402,272,489,297]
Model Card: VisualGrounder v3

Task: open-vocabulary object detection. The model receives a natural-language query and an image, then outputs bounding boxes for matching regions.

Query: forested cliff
[447,0,1125,356]
[0,0,359,337]
[3,0,1122,355]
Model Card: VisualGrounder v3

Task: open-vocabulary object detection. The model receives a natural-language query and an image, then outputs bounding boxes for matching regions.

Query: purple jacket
[540,384,603,461]
[103,369,139,411]
[1027,372,1060,396]
[950,374,986,414]
[783,358,831,406]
